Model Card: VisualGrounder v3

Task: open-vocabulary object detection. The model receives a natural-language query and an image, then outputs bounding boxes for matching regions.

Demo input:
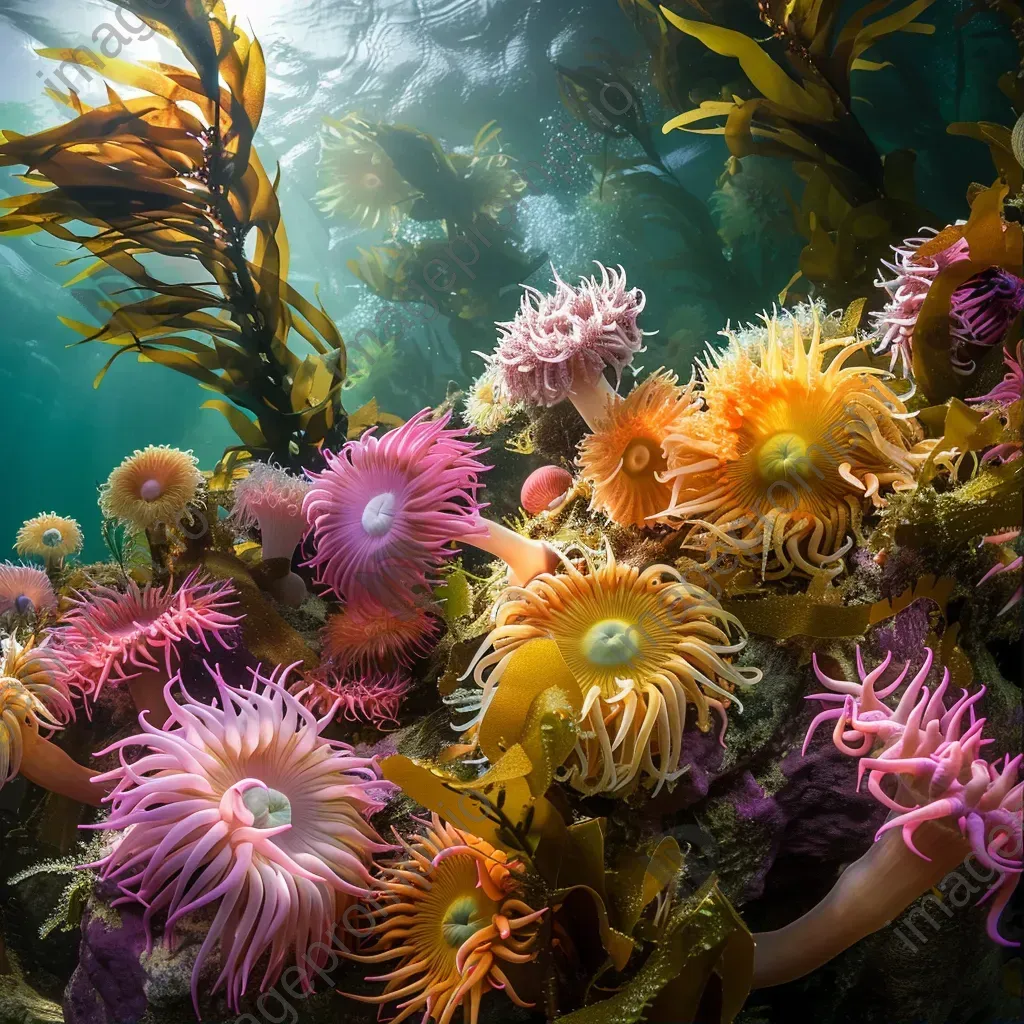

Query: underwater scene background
[0,1,1021,1023]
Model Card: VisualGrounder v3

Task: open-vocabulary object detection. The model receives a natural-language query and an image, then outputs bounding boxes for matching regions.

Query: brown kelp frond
[0,0,347,470]
[656,0,939,303]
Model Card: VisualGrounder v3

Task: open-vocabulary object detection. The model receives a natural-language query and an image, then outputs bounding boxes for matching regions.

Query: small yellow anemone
[577,369,698,527]
[450,150,526,220]
[1,635,72,786]
[660,314,934,578]
[463,365,520,435]
[345,815,545,1024]
[315,117,414,231]
[463,545,760,795]
[15,513,83,565]
[100,445,203,533]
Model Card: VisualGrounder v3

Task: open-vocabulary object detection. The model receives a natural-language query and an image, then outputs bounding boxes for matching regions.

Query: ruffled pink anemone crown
[804,646,1022,946]
[230,463,311,561]
[303,409,489,604]
[51,570,241,705]
[493,261,647,406]
[88,664,394,1015]
[295,668,412,730]
[0,562,57,618]
[872,228,1024,379]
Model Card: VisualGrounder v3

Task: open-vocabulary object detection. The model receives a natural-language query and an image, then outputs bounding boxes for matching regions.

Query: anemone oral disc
[757,432,811,482]
[140,478,164,502]
[362,492,398,536]
[442,895,486,949]
[243,785,293,829]
[41,528,63,548]
[582,619,641,667]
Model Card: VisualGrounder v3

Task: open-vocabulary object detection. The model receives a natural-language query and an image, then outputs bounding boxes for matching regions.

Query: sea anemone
[344,814,545,1024]
[295,668,412,730]
[1,633,99,804]
[100,444,203,534]
[660,314,933,579]
[872,227,1024,378]
[520,465,573,516]
[969,340,1023,465]
[51,570,241,724]
[577,369,698,528]
[462,365,521,435]
[450,145,526,221]
[0,562,57,619]
[15,512,83,569]
[709,156,794,248]
[322,596,438,673]
[977,530,1022,615]
[804,646,1022,946]
[303,409,489,604]
[89,664,393,1014]
[230,463,312,606]
[315,116,414,232]
[459,544,760,796]
[491,262,648,428]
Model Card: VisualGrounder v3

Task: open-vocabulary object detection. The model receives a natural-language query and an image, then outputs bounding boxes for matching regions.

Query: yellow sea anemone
[462,364,521,435]
[100,445,203,533]
[450,149,526,220]
[315,117,414,231]
[577,369,698,527]
[461,544,760,795]
[660,314,933,578]
[345,814,545,1024]
[15,512,83,567]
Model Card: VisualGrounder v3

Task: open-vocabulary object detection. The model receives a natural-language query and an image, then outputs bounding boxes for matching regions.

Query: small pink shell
[521,465,573,515]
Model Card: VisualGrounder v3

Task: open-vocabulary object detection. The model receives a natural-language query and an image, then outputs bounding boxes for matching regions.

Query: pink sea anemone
[295,668,412,730]
[803,646,1022,946]
[230,463,312,606]
[491,262,648,428]
[51,570,241,723]
[969,340,1023,465]
[303,409,489,604]
[520,465,573,516]
[322,596,439,673]
[872,228,1024,379]
[0,562,57,618]
[977,530,1022,615]
[88,664,393,1015]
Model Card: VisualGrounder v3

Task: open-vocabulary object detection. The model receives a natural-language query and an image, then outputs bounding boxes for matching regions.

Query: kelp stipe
[0,0,347,476]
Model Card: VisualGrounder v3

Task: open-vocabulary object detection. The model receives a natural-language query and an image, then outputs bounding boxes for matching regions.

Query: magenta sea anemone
[873,228,1024,379]
[230,463,312,607]
[804,646,1022,946]
[51,570,241,723]
[295,668,412,730]
[0,562,57,618]
[969,340,1023,465]
[303,409,489,604]
[491,262,648,428]
[88,664,393,1015]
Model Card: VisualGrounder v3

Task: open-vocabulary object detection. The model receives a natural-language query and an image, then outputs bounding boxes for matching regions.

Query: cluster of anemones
[344,814,546,1024]
[460,544,760,796]
[804,646,1022,945]
[659,313,939,578]
[89,665,394,1015]
[872,226,1024,378]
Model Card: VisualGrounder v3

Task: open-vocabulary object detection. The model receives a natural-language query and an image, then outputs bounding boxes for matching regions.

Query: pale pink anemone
[490,262,649,429]
[294,668,412,730]
[230,463,312,607]
[87,664,394,1016]
[872,228,1024,380]
[0,562,58,618]
[803,646,1022,946]
[50,570,241,711]
[303,410,489,605]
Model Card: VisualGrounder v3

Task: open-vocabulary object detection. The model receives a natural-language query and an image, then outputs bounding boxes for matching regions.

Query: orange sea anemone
[100,444,203,533]
[15,512,83,567]
[460,544,760,795]
[577,369,698,528]
[660,314,936,578]
[344,814,546,1024]
[322,596,439,673]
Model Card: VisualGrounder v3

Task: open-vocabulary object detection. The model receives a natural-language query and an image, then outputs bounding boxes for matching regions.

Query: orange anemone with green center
[660,314,937,578]
[462,546,760,796]
[344,814,545,1024]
